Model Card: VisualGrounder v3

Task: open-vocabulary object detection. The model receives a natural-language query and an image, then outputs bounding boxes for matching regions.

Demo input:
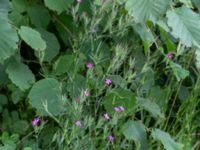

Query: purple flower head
[86,62,93,69]
[167,53,173,59]
[84,89,90,97]
[103,113,110,120]
[32,117,41,126]
[75,120,82,127]
[77,0,82,3]
[114,106,125,112]
[108,135,114,142]
[105,79,112,86]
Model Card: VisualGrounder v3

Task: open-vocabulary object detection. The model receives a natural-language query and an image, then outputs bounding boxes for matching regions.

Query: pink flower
[86,62,93,69]
[105,79,112,86]
[77,0,82,3]
[118,106,124,112]
[32,117,41,126]
[102,0,107,3]
[103,113,110,120]
[107,134,114,142]
[91,28,97,33]
[84,89,90,97]
[167,53,173,59]
[75,97,80,103]
[114,107,120,112]
[114,106,125,112]
[75,120,82,127]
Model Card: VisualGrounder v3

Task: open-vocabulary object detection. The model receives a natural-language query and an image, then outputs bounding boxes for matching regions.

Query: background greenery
[0,0,200,149]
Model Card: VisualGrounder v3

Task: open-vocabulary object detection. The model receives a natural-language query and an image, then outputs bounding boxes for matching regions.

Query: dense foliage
[1,0,200,149]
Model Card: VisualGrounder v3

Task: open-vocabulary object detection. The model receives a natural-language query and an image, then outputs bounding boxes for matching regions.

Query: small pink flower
[108,134,114,142]
[84,89,90,97]
[86,62,93,69]
[102,0,107,3]
[114,106,125,112]
[118,106,124,112]
[167,53,173,59]
[75,97,80,103]
[91,28,97,33]
[103,113,110,120]
[114,107,120,112]
[75,120,82,127]
[32,117,41,126]
[105,79,112,86]
[77,0,82,3]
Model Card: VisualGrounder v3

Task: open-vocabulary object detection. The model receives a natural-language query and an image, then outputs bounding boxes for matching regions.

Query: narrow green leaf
[195,48,200,69]
[18,26,46,51]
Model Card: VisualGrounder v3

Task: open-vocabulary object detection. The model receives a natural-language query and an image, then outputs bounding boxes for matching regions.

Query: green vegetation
[0,0,200,149]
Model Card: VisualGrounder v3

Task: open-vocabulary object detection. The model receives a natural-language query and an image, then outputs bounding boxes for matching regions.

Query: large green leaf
[44,0,73,14]
[28,78,64,116]
[167,6,200,47]
[149,86,168,110]
[152,129,184,150]
[2,110,29,135]
[0,0,10,19]
[66,74,86,98]
[137,97,164,118]
[6,60,35,91]
[18,26,46,51]
[27,5,50,28]
[0,21,19,63]
[35,28,60,62]
[122,120,148,150]
[170,62,189,81]
[192,0,200,10]
[53,55,74,75]
[0,64,9,85]
[179,0,193,7]
[11,0,28,13]
[125,0,171,23]
[108,75,127,88]
[133,23,155,44]
[8,11,29,27]
[103,89,136,115]
[0,94,8,113]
